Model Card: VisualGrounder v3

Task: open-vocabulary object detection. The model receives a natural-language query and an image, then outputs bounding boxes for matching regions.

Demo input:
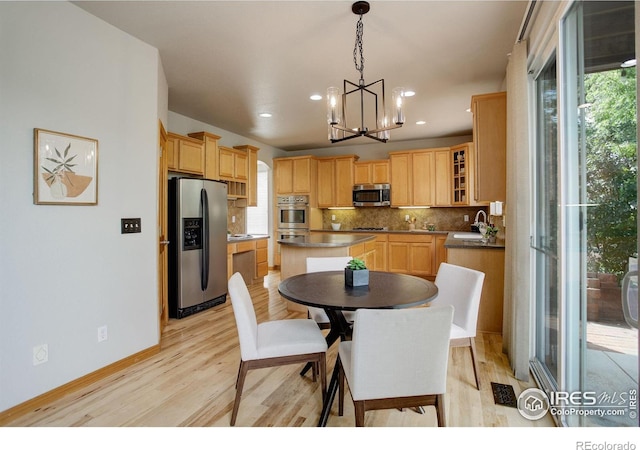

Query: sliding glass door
[532,1,638,427]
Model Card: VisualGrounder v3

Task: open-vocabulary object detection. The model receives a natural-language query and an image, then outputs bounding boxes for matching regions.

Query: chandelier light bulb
[392,87,405,125]
[327,87,341,125]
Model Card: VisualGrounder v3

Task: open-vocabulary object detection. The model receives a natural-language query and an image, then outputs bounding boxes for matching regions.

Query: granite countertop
[444,232,505,249]
[227,234,269,243]
[278,233,375,248]
[311,228,449,235]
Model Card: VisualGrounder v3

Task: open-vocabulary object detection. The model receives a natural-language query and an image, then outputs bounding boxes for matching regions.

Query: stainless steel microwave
[353,184,391,207]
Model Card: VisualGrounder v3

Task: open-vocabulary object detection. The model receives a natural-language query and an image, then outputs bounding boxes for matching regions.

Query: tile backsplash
[321,206,491,232]
[227,200,245,234]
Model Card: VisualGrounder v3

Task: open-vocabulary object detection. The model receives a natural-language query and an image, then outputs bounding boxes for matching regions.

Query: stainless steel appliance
[168,177,228,319]
[277,228,310,240]
[277,195,309,229]
[352,184,391,206]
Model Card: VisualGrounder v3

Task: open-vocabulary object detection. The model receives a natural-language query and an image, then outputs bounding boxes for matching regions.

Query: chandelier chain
[353,14,365,83]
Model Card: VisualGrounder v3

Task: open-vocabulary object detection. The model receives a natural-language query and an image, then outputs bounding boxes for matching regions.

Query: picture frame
[34,128,98,205]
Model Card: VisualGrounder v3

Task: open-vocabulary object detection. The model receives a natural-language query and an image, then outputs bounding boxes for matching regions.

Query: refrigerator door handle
[200,188,210,291]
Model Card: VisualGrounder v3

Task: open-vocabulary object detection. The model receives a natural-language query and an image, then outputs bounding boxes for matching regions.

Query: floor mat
[491,382,517,408]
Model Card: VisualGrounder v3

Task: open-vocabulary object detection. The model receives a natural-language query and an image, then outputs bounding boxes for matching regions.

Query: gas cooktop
[352,227,388,231]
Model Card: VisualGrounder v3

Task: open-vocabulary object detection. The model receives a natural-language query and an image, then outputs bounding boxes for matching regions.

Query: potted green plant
[486,225,499,243]
[345,257,369,287]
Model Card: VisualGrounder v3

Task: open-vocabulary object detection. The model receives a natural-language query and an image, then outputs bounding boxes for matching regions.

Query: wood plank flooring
[4,270,554,427]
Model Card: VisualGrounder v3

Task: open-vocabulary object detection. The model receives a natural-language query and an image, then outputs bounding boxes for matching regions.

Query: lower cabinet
[227,238,269,284]
[388,234,435,277]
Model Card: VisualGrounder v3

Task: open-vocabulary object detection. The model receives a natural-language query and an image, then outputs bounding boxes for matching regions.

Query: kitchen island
[444,232,505,334]
[278,233,375,312]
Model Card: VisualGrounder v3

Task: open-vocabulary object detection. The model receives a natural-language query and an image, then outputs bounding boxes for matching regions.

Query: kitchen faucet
[474,210,487,226]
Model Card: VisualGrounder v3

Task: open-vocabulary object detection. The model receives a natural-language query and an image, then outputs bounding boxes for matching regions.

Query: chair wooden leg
[230,360,249,426]
[469,337,481,390]
[311,361,317,382]
[435,393,446,427]
[354,401,365,427]
[319,354,327,402]
[337,357,344,416]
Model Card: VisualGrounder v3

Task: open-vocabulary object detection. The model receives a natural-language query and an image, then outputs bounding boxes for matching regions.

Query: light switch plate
[121,218,141,234]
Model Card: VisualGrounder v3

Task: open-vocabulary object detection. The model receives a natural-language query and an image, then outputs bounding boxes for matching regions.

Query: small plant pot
[345,268,369,287]
[488,236,497,243]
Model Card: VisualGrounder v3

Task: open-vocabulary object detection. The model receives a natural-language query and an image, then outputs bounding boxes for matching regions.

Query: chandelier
[327,1,405,143]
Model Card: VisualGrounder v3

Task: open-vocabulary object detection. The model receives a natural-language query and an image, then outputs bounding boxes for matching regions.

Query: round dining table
[278,270,439,427]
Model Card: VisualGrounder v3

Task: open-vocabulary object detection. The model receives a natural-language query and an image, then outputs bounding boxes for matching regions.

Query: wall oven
[277,195,309,229]
[276,228,310,240]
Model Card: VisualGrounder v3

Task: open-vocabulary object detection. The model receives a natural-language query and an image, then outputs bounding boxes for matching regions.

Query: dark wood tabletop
[278,270,439,311]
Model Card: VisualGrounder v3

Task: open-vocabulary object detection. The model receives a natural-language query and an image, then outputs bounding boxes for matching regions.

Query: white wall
[0,2,161,411]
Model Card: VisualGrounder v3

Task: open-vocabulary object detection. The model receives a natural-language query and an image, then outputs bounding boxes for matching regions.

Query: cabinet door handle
[160,240,170,245]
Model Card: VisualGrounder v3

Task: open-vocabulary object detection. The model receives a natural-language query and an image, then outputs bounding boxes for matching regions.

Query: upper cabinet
[389,148,450,207]
[219,146,248,182]
[451,142,479,206]
[471,92,506,203]
[167,132,205,175]
[187,131,221,180]
[234,145,260,207]
[354,160,390,185]
[273,156,318,202]
[316,155,358,208]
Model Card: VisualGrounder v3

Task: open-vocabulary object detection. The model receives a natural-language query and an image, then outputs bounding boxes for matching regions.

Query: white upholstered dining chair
[227,272,328,426]
[306,256,355,329]
[432,262,485,390]
[337,306,454,426]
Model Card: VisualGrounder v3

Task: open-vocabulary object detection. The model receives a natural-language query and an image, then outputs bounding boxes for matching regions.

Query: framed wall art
[34,128,98,205]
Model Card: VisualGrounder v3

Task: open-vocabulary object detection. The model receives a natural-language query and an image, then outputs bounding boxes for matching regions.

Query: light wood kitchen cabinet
[371,233,388,271]
[354,160,390,185]
[234,145,259,207]
[255,238,268,277]
[471,92,506,203]
[227,237,269,284]
[389,152,412,206]
[435,234,448,272]
[387,234,435,277]
[316,155,358,208]
[451,142,480,206]
[434,149,451,206]
[412,151,435,206]
[390,148,451,207]
[273,156,317,199]
[219,146,248,182]
[167,132,205,175]
[187,131,221,180]
[447,246,505,333]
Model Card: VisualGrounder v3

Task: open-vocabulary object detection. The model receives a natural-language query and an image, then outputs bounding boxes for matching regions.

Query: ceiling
[74,1,529,151]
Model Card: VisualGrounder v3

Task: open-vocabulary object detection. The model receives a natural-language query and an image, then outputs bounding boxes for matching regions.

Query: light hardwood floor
[5,270,554,427]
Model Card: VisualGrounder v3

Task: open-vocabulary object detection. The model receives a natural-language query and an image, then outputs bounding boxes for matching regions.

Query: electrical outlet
[405,215,410,221]
[331,215,336,221]
[33,344,48,366]
[464,215,469,222]
[121,218,141,234]
[98,325,108,342]
[232,216,236,223]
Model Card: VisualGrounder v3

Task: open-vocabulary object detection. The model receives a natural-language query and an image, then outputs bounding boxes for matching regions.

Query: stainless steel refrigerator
[168,177,228,319]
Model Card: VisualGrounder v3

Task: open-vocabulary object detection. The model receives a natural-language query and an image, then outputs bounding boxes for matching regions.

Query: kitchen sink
[228,234,253,241]
[452,232,483,240]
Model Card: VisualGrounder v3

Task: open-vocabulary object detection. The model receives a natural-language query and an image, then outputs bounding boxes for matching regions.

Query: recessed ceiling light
[404,90,415,97]
[621,59,636,68]
[416,120,426,125]
[259,113,272,118]
[310,94,323,101]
